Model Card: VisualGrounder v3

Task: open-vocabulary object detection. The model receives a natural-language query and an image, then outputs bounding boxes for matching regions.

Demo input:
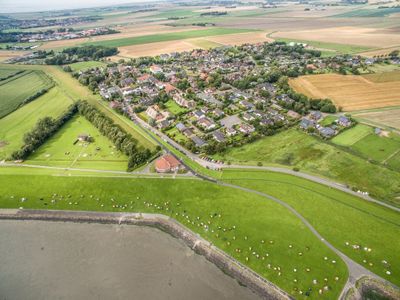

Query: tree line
[45,45,118,65]
[10,103,78,160]
[77,101,155,170]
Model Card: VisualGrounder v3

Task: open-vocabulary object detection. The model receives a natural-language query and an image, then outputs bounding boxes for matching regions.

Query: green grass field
[165,100,188,115]
[221,169,400,288]
[0,87,73,159]
[0,68,21,80]
[331,124,372,146]
[67,61,106,72]
[0,171,348,299]
[214,128,400,206]
[352,133,400,163]
[84,28,256,48]
[273,38,371,56]
[0,70,53,119]
[320,115,337,127]
[26,115,128,171]
[332,7,400,18]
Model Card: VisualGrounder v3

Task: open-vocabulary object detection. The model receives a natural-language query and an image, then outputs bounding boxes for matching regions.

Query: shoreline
[0,209,292,300]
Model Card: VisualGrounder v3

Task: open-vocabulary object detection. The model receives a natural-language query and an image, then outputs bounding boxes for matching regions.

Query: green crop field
[0,70,53,119]
[0,68,21,80]
[0,87,73,159]
[273,38,371,56]
[332,7,400,18]
[26,115,128,171]
[0,171,348,299]
[84,28,256,48]
[331,124,372,146]
[213,128,400,206]
[352,133,400,163]
[320,116,337,127]
[221,169,400,288]
[67,61,107,72]
[388,151,400,171]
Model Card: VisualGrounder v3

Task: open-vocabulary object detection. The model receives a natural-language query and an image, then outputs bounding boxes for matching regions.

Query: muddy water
[0,220,259,300]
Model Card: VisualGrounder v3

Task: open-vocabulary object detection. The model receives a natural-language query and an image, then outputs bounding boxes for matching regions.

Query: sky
[0,0,157,13]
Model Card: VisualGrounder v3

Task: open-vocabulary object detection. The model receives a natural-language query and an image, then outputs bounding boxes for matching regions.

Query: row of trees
[77,101,154,170]
[45,45,118,65]
[10,104,78,160]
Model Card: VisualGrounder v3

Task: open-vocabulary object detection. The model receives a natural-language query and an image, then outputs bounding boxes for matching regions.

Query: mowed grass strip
[213,128,400,206]
[67,61,106,72]
[221,169,400,288]
[0,87,73,159]
[84,28,257,48]
[331,124,372,146]
[0,173,348,299]
[26,115,128,171]
[0,70,53,118]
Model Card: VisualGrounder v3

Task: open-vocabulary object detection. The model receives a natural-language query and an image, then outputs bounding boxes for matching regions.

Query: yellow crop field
[289,74,400,111]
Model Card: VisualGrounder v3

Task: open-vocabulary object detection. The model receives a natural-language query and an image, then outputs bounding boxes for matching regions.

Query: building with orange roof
[155,154,181,173]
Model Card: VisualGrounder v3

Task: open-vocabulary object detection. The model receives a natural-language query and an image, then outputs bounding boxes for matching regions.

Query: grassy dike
[0,170,347,299]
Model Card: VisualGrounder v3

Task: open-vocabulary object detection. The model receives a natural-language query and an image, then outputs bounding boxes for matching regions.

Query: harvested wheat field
[273,26,400,48]
[360,46,400,57]
[0,50,28,62]
[205,31,272,45]
[289,74,400,111]
[354,109,400,130]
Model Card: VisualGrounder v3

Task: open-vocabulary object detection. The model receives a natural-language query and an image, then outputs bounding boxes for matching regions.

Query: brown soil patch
[289,74,400,111]
[272,26,400,47]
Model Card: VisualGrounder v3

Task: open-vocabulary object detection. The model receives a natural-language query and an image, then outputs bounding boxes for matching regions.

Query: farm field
[351,132,400,164]
[354,109,400,130]
[289,74,400,111]
[0,87,73,159]
[26,115,128,171]
[67,61,106,72]
[0,70,53,119]
[84,28,257,48]
[363,70,400,83]
[331,124,372,146]
[272,37,371,56]
[0,68,21,80]
[221,169,400,288]
[271,26,400,48]
[0,172,349,299]
[213,128,400,206]
[332,7,400,18]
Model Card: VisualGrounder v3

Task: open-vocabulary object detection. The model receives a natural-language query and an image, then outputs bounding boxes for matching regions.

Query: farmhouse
[191,135,207,148]
[338,116,351,127]
[155,154,181,173]
[198,117,216,131]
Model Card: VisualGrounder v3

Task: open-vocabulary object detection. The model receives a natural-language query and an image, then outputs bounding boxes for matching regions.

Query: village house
[150,65,163,74]
[198,117,216,131]
[338,116,351,127]
[299,118,316,130]
[176,122,186,132]
[310,111,323,121]
[238,123,255,135]
[155,154,181,173]
[319,127,336,138]
[213,130,226,143]
[173,93,195,108]
[191,135,207,148]
[146,105,170,123]
[225,127,237,136]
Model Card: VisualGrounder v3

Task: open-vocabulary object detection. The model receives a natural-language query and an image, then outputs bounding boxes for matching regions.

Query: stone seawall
[0,209,292,300]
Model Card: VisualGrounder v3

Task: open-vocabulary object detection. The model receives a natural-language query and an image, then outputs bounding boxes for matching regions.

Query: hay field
[272,26,400,48]
[0,50,28,62]
[361,46,400,57]
[118,31,270,58]
[354,109,400,130]
[289,74,400,111]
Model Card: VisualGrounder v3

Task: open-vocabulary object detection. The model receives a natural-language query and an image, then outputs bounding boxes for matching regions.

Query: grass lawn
[0,172,348,299]
[0,70,53,118]
[165,127,188,144]
[387,151,400,171]
[320,115,337,126]
[165,100,188,115]
[213,128,400,206]
[331,124,372,146]
[0,87,73,159]
[67,61,106,72]
[26,115,128,171]
[84,28,257,48]
[273,38,371,55]
[352,133,400,163]
[221,169,400,288]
